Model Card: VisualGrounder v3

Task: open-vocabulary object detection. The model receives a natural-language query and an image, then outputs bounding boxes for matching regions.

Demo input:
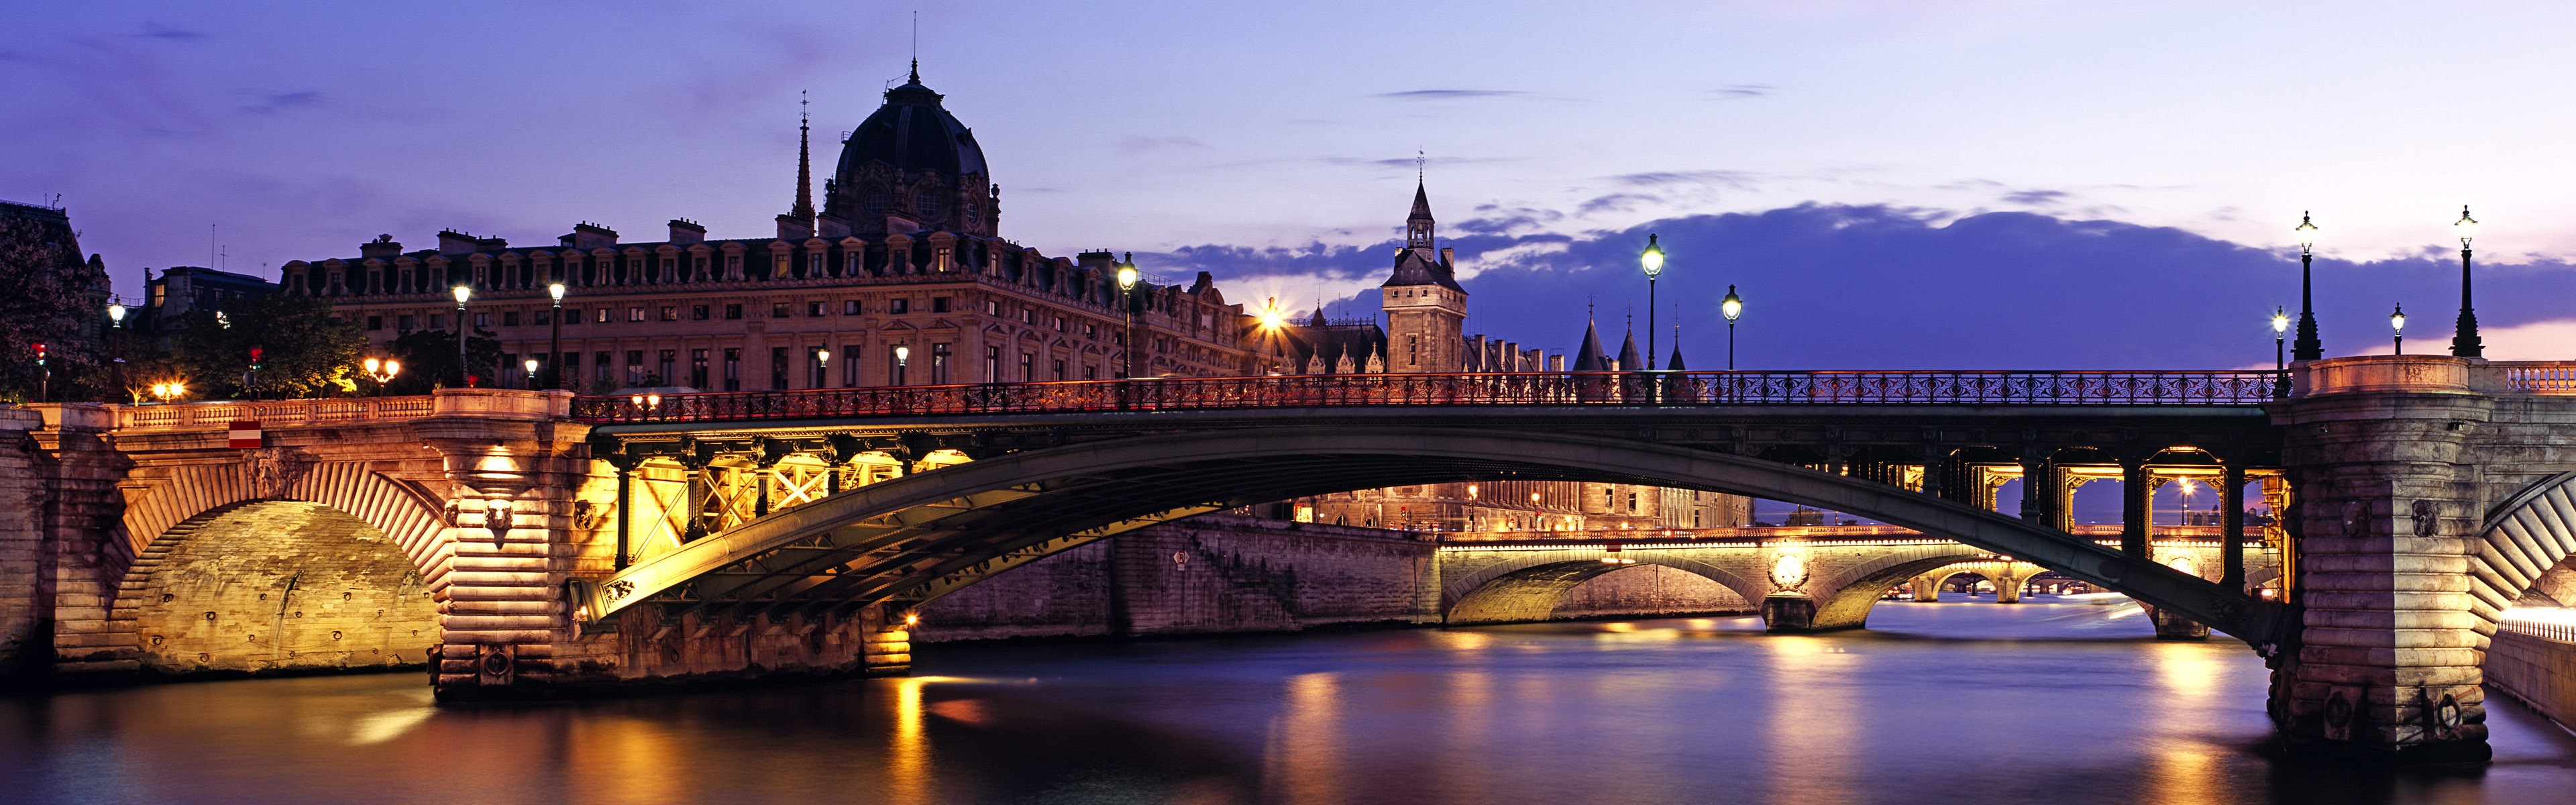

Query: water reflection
[3,602,2574,804]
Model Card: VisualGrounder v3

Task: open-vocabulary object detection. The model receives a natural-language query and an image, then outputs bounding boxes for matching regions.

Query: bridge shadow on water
[4,601,2574,804]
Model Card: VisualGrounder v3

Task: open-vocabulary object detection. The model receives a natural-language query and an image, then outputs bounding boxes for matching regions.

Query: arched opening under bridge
[115,500,439,676]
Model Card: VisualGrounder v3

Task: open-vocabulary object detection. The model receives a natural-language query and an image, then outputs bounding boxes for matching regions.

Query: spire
[908,58,920,85]
[792,91,814,221]
[1616,325,1642,372]
[1572,318,1610,372]
[1665,325,1687,371]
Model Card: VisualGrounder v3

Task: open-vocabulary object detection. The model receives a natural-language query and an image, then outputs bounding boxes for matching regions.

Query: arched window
[915,192,941,217]
[864,186,889,215]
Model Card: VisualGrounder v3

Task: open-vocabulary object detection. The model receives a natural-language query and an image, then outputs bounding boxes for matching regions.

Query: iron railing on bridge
[570,370,2275,425]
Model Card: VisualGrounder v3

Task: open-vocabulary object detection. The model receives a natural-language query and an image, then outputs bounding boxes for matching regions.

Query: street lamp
[547,282,566,390]
[106,298,127,400]
[1640,233,1664,370]
[523,358,541,388]
[362,356,401,390]
[451,285,472,387]
[2392,304,2408,356]
[1720,284,1744,370]
[814,347,830,388]
[2292,213,2322,361]
[2270,307,2290,398]
[894,344,910,386]
[1116,253,1141,379]
[2452,206,2482,358]
[148,380,185,402]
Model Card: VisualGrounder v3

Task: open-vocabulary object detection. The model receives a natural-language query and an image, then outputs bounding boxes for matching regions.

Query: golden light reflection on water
[2143,641,2226,805]
[885,676,934,805]
[1440,671,1496,802]
[1768,636,1856,803]
[566,714,690,803]
[1265,672,1344,804]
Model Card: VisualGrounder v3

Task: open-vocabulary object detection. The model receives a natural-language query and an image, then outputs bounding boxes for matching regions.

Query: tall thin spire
[792,91,814,221]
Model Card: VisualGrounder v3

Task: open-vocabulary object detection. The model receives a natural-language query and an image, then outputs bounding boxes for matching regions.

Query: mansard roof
[1382,247,1465,291]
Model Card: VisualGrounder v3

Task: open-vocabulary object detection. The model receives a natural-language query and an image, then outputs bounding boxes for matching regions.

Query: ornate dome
[836,64,987,182]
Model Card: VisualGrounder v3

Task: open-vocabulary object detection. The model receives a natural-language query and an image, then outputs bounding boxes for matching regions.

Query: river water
[5,598,2574,804]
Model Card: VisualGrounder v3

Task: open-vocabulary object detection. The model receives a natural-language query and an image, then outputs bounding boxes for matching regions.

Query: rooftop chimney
[669,218,707,245]
[436,229,480,255]
[564,222,618,250]
[359,234,402,259]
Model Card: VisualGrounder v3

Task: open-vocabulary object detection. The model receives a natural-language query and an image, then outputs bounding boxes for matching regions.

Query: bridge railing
[569,370,2277,424]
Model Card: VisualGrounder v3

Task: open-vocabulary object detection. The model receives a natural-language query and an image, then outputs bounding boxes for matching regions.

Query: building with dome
[270,63,1741,535]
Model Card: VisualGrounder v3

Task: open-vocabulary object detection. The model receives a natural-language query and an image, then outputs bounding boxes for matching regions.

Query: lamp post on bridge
[1116,254,1141,380]
[547,282,566,390]
[451,284,472,388]
[2270,307,2289,398]
[2392,304,2407,356]
[106,298,127,401]
[1720,284,1743,370]
[2452,206,2482,358]
[2292,213,2322,362]
[1640,234,1664,371]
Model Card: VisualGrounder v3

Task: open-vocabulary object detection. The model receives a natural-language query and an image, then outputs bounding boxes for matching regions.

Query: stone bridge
[7,357,2576,763]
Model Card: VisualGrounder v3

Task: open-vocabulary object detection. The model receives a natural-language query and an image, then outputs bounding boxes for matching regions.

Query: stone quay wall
[2484,629,2576,733]
[916,516,1755,643]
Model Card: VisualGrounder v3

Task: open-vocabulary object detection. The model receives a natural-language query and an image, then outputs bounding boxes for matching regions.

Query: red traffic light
[32,343,44,362]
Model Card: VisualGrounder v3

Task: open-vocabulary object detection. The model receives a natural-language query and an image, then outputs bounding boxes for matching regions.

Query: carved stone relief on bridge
[244,447,312,500]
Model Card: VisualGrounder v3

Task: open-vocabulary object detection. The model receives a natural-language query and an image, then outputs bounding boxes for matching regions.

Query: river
[5,598,2573,804]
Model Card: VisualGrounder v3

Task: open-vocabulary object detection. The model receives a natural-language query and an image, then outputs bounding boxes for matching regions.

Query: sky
[9,1,2576,368]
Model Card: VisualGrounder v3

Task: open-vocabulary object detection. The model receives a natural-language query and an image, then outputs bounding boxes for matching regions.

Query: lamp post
[2452,206,2482,358]
[814,347,830,388]
[523,358,541,389]
[451,284,472,387]
[2392,304,2407,356]
[1640,234,1664,370]
[362,357,401,394]
[1720,284,1743,370]
[894,344,910,386]
[1116,254,1141,380]
[2270,307,2289,398]
[2292,213,2322,361]
[106,298,126,401]
[547,282,566,390]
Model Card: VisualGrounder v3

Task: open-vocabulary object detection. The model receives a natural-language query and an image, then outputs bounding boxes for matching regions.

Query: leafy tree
[380,327,502,394]
[164,294,368,399]
[0,209,111,402]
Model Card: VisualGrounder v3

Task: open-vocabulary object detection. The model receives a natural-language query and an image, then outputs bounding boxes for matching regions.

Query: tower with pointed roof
[1381,181,1467,372]
[777,94,818,238]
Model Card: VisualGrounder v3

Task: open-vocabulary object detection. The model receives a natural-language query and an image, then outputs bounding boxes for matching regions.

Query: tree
[0,205,111,402]
[164,294,368,400]
[380,327,502,395]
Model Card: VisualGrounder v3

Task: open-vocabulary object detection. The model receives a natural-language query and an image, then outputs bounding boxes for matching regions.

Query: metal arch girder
[838,503,1232,615]
[590,424,2281,646]
[654,485,1052,611]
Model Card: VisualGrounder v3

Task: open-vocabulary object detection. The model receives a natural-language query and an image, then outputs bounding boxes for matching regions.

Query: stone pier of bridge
[3,358,2575,765]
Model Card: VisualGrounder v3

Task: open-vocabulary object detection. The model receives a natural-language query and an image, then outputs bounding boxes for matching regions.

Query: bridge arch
[596,425,2278,643]
[2470,471,2576,623]
[109,498,441,675]
[1440,549,1770,625]
[119,460,454,580]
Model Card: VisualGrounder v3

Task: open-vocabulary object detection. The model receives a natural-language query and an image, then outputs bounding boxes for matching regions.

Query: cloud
[1576,193,1660,215]
[1707,84,1774,99]
[1116,136,1209,155]
[1154,203,2576,370]
[1373,89,1529,100]
[133,22,208,41]
[1613,170,1760,189]
[233,89,323,115]
[2001,189,2070,205]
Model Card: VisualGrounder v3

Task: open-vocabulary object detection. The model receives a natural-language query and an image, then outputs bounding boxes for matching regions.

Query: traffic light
[32,343,44,365]
[249,347,264,370]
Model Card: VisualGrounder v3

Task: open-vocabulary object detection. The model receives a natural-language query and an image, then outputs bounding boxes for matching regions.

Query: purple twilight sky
[9,1,2576,368]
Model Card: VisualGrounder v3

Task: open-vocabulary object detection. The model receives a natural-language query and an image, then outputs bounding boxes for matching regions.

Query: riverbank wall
[914,515,1752,643]
[2485,629,2576,731]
